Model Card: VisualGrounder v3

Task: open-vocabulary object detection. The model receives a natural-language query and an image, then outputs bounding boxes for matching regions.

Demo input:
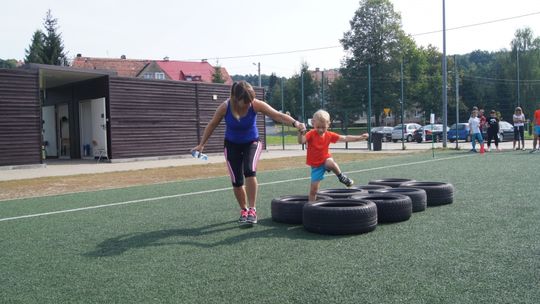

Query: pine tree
[212,65,226,83]
[24,30,45,64]
[42,10,68,65]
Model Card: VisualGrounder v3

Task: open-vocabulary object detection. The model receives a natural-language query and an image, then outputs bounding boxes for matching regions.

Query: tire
[271,195,332,224]
[392,139,398,143]
[350,193,412,223]
[449,139,455,143]
[401,181,454,206]
[317,188,368,199]
[351,184,391,192]
[371,187,427,212]
[416,138,422,143]
[368,178,416,188]
[303,199,378,235]
[407,135,413,142]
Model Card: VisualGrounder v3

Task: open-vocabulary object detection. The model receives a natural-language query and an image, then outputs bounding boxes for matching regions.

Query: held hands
[295,122,307,134]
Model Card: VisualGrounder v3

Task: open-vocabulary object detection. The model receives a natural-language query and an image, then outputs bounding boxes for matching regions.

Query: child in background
[468,109,484,152]
[298,110,369,202]
[486,110,500,152]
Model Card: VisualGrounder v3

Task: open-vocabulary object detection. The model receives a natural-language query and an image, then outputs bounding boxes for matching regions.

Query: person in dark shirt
[486,110,500,152]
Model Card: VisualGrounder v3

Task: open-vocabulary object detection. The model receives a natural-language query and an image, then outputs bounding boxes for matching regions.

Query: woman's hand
[191,144,204,154]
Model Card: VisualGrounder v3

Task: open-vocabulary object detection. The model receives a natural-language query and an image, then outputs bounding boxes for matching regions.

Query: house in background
[72,55,233,84]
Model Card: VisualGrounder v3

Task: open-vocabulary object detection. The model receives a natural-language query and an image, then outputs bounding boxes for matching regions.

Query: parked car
[482,120,514,142]
[371,126,393,142]
[391,123,421,142]
[413,124,444,143]
[447,123,470,142]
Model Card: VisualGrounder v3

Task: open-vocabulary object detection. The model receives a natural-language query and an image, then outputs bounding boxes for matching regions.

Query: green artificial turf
[1,150,538,303]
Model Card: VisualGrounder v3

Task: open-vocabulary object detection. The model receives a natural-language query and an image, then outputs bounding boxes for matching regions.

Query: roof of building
[156,60,232,84]
[72,56,232,84]
[72,56,150,78]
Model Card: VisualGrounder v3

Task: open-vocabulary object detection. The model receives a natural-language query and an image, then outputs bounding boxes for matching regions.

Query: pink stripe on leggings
[252,141,263,171]
[224,147,236,184]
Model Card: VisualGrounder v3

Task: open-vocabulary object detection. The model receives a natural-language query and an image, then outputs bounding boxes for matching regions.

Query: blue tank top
[225,100,259,143]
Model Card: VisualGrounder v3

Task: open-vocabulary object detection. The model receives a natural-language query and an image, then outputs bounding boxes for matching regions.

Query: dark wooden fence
[0,69,41,166]
[108,77,265,159]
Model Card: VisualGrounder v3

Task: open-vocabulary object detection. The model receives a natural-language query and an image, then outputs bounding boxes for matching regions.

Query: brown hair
[230,81,256,104]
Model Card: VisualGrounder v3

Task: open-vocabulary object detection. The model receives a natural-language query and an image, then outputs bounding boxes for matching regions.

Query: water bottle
[191,150,208,161]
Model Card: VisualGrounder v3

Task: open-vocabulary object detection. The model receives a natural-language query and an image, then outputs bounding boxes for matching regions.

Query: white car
[391,123,421,142]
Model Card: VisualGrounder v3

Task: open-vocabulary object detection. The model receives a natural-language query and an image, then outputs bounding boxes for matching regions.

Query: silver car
[391,123,421,142]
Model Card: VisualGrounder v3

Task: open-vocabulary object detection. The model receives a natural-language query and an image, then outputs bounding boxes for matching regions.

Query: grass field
[1,151,539,303]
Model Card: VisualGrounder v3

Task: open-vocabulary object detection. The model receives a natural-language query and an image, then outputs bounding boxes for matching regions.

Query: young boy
[468,109,484,152]
[486,110,500,152]
[298,110,369,202]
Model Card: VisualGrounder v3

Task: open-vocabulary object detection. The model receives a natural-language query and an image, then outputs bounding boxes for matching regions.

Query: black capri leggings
[487,130,499,147]
[514,126,525,141]
[224,139,263,187]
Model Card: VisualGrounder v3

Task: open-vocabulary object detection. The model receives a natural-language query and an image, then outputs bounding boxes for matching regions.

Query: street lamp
[252,62,261,87]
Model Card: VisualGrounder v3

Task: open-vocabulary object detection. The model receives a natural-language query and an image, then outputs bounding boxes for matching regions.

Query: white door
[79,100,93,159]
[91,98,107,157]
[57,104,70,159]
[42,106,57,157]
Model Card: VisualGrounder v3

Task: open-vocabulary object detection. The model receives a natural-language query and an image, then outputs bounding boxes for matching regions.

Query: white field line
[0,154,473,223]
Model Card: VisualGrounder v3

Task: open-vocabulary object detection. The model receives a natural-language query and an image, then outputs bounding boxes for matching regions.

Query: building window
[143,73,153,79]
[155,72,165,80]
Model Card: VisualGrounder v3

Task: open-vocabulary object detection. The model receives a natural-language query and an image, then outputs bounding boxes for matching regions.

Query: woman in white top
[513,107,526,150]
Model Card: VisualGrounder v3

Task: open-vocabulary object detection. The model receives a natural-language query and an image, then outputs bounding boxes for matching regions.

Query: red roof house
[71,55,232,84]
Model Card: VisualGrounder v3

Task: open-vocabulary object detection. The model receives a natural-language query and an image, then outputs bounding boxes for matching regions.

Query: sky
[1,0,539,77]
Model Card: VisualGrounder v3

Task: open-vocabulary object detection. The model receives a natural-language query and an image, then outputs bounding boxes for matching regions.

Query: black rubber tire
[371,187,427,212]
[302,199,377,235]
[317,188,368,199]
[271,195,332,224]
[401,181,454,206]
[368,178,416,188]
[351,184,392,192]
[350,193,412,223]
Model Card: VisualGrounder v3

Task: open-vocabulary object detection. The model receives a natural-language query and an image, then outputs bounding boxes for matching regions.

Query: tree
[340,0,409,125]
[42,10,68,65]
[211,65,226,83]
[0,59,18,68]
[24,30,45,64]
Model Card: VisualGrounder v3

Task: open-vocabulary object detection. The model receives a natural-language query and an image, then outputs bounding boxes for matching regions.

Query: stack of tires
[271,178,454,235]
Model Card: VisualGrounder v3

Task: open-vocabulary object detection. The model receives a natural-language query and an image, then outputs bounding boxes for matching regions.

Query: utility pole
[516,49,520,107]
[320,70,324,109]
[454,55,459,150]
[253,62,261,87]
[281,77,285,150]
[401,61,405,150]
[441,0,448,147]
[368,65,372,151]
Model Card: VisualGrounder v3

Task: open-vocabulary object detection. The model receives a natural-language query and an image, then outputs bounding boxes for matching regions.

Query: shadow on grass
[83,218,345,257]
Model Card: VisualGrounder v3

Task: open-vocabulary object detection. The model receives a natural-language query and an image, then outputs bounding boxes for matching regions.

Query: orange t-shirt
[535,109,540,126]
[305,130,340,167]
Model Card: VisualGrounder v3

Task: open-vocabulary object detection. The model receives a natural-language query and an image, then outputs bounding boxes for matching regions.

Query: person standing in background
[513,107,526,150]
[531,102,540,153]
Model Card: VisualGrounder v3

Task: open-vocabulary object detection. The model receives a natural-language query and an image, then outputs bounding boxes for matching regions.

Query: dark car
[482,120,514,142]
[413,124,444,143]
[370,126,393,142]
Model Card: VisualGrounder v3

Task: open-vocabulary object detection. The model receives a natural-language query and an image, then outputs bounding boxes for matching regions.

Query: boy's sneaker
[247,208,257,224]
[338,174,354,187]
[238,209,248,223]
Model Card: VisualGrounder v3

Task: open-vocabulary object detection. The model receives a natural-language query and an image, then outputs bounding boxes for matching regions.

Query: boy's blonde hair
[312,110,331,124]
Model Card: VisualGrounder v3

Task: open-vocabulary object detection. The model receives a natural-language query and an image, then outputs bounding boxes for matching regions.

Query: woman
[192,81,306,224]
[513,107,526,150]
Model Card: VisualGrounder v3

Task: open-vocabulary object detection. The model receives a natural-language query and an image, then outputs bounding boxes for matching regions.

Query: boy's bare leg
[309,180,321,203]
[324,158,341,175]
